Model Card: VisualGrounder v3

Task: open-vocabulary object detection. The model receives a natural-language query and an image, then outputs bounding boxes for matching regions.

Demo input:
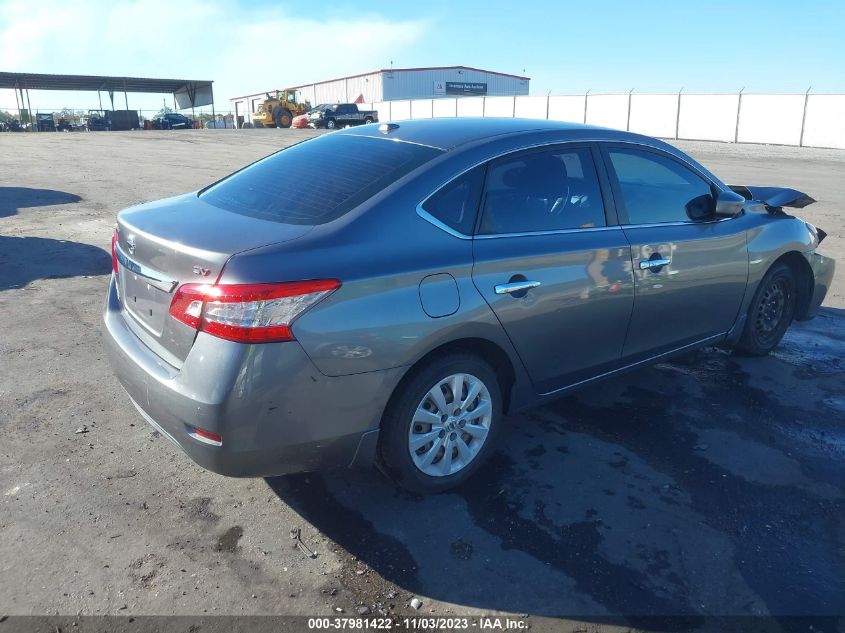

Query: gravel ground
[0,129,843,632]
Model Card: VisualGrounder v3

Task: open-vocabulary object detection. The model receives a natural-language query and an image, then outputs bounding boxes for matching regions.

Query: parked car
[306,103,377,129]
[104,119,834,493]
[152,113,195,130]
[0,119,24,132]
[56,117,84,132]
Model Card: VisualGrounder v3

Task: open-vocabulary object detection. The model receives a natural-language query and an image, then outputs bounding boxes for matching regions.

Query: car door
[470,144,635,394]
[600,144,748,359]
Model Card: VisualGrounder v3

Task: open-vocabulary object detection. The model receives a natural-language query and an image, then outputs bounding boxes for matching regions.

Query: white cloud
[0,0,430,110]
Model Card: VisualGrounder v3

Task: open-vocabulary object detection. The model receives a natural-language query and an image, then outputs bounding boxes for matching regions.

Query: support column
[210,84,216,129]
[14,84,21,122]
[25,88,34,132]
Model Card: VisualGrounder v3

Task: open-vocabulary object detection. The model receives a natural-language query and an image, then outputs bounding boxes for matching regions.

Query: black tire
[325,118,336,129]
[379,352,503,494]
[274,109,292,129]
[364,117,374,124]
[734,262,796,356]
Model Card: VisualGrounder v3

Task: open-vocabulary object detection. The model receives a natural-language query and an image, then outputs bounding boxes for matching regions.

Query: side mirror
[714,189,746,218]
[685,194,716,221]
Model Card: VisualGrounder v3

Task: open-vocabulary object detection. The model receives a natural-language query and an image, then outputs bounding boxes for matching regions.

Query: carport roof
[0,72,212,94]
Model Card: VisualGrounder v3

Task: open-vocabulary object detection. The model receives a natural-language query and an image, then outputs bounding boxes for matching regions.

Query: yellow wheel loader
[252,89,311,128]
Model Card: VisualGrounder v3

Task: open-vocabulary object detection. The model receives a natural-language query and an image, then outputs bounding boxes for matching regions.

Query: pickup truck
[306,103,378,129]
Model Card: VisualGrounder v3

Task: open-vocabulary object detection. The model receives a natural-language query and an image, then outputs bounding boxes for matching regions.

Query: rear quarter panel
[216,168,530,389]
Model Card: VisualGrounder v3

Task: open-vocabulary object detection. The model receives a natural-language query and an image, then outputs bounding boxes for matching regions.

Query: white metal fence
[362,92,845,150]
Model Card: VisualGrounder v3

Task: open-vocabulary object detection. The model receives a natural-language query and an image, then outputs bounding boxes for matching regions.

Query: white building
[230,66,530,126]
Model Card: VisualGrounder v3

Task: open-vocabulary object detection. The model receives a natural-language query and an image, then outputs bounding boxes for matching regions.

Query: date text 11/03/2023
[307,616,529,630]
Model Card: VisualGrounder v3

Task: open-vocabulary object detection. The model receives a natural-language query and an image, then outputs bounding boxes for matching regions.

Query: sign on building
[446,82,487,96]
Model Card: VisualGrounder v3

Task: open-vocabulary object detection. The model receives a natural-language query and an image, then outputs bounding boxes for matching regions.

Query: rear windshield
[200,134,442,225]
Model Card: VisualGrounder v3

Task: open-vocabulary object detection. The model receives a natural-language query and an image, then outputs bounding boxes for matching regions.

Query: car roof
[336,117,641,151]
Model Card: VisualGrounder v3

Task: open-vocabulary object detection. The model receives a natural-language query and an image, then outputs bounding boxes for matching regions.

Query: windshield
[200,134,442,225]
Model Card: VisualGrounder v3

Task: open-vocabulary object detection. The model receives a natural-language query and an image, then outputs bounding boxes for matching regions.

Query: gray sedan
[104,118,834,493]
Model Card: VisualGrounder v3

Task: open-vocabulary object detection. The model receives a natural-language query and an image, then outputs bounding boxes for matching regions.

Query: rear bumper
[103,275,401,477]
[798,251,835,320]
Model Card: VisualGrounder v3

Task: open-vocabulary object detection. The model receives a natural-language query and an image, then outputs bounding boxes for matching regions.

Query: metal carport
[0,72,215,129]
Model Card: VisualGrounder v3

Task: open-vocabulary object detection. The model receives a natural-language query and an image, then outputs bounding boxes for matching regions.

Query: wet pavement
[269,308,845,626]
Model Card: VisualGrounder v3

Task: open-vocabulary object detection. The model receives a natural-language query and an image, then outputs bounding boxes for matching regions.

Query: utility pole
[734,87,745,143]
[799,86,812,147]
[675,87,683,139]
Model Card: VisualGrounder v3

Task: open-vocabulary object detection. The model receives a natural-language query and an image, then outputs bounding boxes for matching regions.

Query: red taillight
[169,280,341,343]
[111,229,119,274]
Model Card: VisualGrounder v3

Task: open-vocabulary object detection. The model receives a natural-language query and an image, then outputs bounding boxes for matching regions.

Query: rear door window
[200,135,442,225]
[421,166,485,235]
[479,147,607,234]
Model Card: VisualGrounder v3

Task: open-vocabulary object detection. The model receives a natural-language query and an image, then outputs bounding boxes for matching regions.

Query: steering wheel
[547,184,571,216]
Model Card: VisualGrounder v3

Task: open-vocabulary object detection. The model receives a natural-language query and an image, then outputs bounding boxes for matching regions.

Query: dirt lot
[1,130,843,631]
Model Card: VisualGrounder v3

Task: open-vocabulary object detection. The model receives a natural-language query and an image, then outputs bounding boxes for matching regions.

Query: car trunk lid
[114,193,312,366]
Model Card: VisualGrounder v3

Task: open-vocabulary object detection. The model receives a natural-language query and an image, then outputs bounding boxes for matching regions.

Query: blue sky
[2,0,843,114]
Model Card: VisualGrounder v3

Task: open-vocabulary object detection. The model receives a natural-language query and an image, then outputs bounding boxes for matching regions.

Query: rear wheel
[379,353,502,494]
[734,262,796,356]
[364,117,374,124]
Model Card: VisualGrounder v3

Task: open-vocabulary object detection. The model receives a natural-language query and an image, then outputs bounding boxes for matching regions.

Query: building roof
[0,72,212,94]
[230,67,530,101]
[287,66,530,90]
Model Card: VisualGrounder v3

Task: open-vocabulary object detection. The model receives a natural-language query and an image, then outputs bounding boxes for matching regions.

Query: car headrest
[519,155,568,197]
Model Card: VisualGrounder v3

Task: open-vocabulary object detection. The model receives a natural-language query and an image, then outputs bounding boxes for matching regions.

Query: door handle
[495,280,541,295]
[639,258,671,270]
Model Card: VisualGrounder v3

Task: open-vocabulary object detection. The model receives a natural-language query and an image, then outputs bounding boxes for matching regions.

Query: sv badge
[192,265,211,277]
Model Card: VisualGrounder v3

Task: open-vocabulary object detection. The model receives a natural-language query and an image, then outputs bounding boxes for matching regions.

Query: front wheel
[734,262,796,356]
[325,118,336,129]
[379,353,502,494]
[273,108,292,128]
